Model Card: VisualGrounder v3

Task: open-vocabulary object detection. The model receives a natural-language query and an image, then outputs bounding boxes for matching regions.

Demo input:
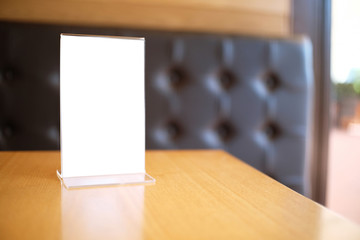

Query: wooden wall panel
[0,0,291,37]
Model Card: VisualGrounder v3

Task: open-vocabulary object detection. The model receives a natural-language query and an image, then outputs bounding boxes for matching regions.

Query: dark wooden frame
[292,0,332,204]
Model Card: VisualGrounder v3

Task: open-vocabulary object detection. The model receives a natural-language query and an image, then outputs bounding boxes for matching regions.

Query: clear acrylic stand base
[57,170,155,189]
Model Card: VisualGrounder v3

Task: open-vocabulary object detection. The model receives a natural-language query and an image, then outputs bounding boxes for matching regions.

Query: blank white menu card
[60,34,145,178]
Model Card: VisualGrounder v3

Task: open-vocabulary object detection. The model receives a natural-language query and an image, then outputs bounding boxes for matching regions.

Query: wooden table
[0,150,359,240]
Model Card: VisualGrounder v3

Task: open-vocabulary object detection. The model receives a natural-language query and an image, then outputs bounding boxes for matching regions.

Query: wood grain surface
[0,0,290,37]
[0,150,360,240]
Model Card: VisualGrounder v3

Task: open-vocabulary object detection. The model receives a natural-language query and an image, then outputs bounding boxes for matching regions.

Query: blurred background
[0,0,359,224]
[327,0,360,224]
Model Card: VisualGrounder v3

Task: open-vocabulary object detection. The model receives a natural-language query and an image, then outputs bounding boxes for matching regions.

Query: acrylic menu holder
[57,34,155,189]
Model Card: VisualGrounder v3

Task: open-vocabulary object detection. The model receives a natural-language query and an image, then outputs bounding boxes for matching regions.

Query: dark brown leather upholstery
[0,22,313,194]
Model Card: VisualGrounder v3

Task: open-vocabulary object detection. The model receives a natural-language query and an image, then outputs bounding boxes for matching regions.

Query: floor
[327,129,360,224]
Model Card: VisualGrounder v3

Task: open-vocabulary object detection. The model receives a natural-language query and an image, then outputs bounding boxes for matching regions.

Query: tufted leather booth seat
[0,22,313,194]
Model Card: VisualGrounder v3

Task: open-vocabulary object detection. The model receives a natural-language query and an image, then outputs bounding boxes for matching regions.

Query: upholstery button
[215,121,236,141]
[219,70,236,90]
[169,66,187,89]
[3,125,14,138]
[264,72,280,91]
[3,68,15,82]
[264,122,281,140]
[166,121,182,140]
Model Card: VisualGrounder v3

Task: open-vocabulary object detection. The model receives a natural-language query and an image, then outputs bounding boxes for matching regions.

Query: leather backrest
[0,22,313,194]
